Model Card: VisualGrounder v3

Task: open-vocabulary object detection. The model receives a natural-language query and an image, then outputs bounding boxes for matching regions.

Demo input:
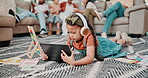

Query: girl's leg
[121,32,133,46]
[110,38,118,42]
[56,23,61,35]
[116,39,126,45]
[110,31,121,41]
[48,23,52,35]
[103,2,124,17]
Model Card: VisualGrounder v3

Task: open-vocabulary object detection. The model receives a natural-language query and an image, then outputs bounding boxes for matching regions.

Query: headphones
[75,13,90,36]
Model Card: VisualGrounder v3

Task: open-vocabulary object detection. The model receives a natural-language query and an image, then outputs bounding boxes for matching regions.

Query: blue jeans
[102,2,125,32]
[17,11,47,31]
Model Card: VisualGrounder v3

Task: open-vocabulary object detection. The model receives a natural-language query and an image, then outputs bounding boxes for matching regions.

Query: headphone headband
[75,13,88,28]
[75,13,90,36]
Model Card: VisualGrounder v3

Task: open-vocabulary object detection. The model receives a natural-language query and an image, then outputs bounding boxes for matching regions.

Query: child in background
[48,0,62,35]
[60,13,132,66]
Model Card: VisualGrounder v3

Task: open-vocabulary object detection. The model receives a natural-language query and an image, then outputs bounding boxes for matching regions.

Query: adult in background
[9,0,49,38]
[73,0,101,30]
[96,0,133,38]
[59,0,77,35]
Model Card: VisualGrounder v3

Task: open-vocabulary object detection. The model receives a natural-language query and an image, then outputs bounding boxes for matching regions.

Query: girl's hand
[40,52,48,60]
[61,50,75,65]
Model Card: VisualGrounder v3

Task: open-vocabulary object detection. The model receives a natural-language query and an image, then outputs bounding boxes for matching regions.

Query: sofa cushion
[0,0,16,14]
[94,17,129,25]
[0,15,15,27]
[134,0,145,6]
[15,17,39,25]
[110,0,133,7]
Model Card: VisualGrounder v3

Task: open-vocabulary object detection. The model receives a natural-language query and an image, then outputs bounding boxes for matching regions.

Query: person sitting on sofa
[73,0,102,30]
[9,0,49,38]
[96,2,129,38]
[48,0,62,35]
[59,0,77,36]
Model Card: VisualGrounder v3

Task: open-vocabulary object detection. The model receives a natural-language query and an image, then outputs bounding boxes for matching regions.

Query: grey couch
[0,0,148,46]
[0,0,51,46]
[94,0,148,35]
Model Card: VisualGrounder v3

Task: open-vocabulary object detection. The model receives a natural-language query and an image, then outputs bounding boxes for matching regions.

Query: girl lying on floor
[41,13,132,66]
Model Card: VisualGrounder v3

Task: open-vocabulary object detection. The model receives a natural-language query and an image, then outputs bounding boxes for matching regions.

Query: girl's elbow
[86,57,94,64]
[88,58,94,64]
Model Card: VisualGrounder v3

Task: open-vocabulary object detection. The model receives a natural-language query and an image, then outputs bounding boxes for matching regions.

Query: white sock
[128,46,134,54]
[114,31,121,40]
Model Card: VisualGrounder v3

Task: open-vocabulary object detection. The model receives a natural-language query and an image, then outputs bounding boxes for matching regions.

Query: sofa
[93,0,148,35]
[0,0,148,47]
[0,0,53,47]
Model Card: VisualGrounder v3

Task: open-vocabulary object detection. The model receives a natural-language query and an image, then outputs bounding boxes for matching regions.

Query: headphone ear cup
[80,27,90,36]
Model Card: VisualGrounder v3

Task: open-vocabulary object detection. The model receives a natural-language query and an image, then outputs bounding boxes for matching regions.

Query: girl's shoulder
[84,32,97,47]
[84,32,94,39]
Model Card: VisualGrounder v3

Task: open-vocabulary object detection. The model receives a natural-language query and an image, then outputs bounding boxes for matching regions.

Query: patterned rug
[0,35,148,78]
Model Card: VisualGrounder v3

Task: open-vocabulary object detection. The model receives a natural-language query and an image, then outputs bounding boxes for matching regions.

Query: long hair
[66,14,104,61]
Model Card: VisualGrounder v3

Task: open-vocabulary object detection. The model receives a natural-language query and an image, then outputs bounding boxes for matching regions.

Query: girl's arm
[61,46,95,66]
[73,46,95,66]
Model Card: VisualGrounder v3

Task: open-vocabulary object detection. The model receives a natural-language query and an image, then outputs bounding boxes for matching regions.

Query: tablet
[40,44,71,63]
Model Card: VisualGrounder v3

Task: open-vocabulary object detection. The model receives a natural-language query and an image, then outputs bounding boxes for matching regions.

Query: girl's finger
[61,50,68,57]
[61,52,66,58]
[71,51,74,56]
[61,53,64,57]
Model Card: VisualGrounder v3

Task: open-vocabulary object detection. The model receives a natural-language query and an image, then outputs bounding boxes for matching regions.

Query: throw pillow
[110,0,134,7]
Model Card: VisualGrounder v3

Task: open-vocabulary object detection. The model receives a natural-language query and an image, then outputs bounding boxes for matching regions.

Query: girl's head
[65,14,84,42]
[65,13,94,42]
[66,13,103,61]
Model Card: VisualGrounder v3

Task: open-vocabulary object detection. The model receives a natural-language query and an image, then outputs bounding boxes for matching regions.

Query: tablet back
[40,44,71,63]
